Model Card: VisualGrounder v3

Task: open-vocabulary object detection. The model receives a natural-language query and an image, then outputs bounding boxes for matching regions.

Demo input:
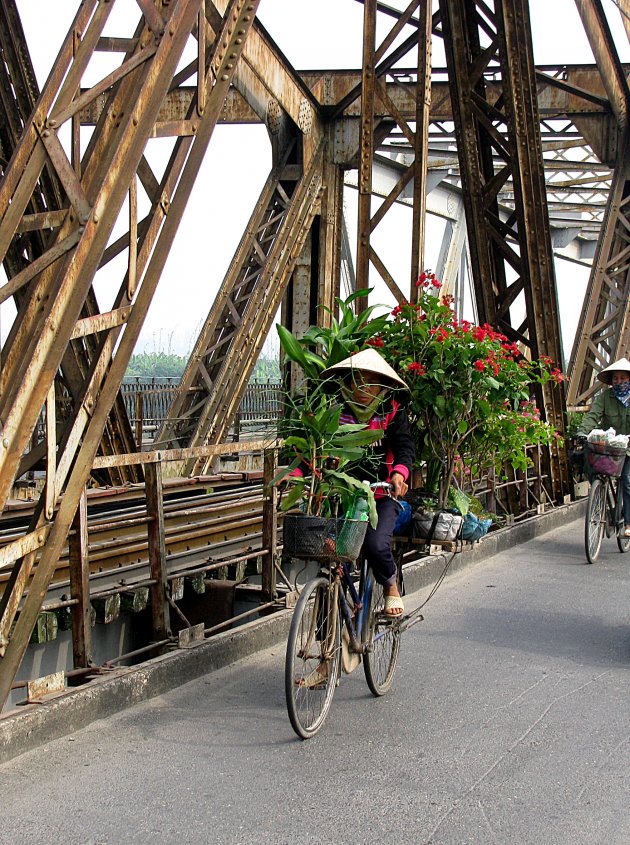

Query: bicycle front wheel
[585,478,606,564]
[285,575,341,739]
[363,572,401,696]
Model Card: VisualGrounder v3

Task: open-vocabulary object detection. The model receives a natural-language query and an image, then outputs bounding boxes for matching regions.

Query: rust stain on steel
[26,670,65,702]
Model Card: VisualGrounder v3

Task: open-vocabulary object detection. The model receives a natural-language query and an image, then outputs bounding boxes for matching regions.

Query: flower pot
[282,514,368,562]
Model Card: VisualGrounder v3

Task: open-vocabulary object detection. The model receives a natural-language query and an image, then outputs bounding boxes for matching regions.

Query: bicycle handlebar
[369,481,392,491]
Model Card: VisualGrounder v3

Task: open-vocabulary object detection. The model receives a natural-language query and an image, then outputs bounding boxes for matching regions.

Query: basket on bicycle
[584,441,627,478]
[282,513,368,562]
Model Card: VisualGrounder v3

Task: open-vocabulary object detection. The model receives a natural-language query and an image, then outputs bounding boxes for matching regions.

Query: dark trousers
[362,496,401,587]
[622,456,630,525]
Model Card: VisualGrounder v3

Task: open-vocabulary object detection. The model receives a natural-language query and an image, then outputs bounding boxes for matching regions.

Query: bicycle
[582,440,630,564]
[284,482,422,739]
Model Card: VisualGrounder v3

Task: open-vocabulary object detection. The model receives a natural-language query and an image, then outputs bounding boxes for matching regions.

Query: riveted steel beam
[0,0,140,487]
[566,0,630,405]
[157,135,327,472]
[0,0,263,710]
[353,0,433,309]
[440,0,569,500]
[574,0,630,130]
[567,130,630,407]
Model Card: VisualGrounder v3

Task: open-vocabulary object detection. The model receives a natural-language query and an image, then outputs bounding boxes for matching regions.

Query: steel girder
[0,0,262,707]
[352,0,433,308]
[155,15,334,468]
[157,135,326,472]
[567,0,630,406]
[568,132,630,407]
[439,0,569,501]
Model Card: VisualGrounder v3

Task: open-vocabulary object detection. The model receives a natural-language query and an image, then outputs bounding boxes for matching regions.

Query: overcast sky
[6,0,630,363]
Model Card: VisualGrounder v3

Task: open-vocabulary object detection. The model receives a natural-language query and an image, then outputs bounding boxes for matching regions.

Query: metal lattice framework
[0,0,629,705]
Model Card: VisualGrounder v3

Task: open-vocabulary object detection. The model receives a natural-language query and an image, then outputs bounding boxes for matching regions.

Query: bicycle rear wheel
[285,575,341,739]
[614,479,630,553]
[585,478,606,564]
[363,572,401,696]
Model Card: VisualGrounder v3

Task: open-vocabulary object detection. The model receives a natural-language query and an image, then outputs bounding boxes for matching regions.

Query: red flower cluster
[368,335,384,348]
[407,361,426,375]
[416,270,441,289]
[429,326,449,343]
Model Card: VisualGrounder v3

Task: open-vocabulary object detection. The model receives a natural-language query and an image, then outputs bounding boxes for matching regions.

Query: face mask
[611,381,630,406]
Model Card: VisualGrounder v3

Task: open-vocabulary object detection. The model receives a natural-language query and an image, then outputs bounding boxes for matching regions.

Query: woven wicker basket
[585,441,627,478]
[282,514,368,562]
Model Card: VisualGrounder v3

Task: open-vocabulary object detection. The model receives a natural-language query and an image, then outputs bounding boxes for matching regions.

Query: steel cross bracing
[0,0,629,705]
[156,136,326,472]
[568,0,630,408]
[438,0,574,500]
[0,0,262,706]
[0,2,141,489]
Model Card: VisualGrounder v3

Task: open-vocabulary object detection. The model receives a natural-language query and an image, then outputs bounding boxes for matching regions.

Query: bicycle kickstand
[396,607,424,634]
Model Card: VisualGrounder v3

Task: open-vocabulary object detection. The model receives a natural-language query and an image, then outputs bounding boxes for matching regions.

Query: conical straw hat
[321,348,409,390]
[597,357,630,385]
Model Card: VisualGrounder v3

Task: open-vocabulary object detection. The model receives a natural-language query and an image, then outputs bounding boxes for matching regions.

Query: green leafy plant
[273,309,385,527]
[274,390,380,526]
[276,289,388,381]
[374,272,564,508]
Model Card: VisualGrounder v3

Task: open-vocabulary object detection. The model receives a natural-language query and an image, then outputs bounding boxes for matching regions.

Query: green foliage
[565,410,584,438]
[375,274,564,507]
[277,289,389,379]
[250,355,281,382]
[126,351,187,378]
[273,315,383,525]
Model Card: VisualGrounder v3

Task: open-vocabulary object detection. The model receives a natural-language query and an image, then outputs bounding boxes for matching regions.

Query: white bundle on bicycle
[585,428,628,477]
[586,428,629,450]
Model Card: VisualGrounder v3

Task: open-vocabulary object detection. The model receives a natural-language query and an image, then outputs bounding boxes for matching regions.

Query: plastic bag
[413,509,463,542]
[461,512,492,542]
[394,499,412,535]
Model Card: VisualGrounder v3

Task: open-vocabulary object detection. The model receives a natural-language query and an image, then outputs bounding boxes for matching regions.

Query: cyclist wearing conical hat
[321,348,415,616]
[578,357,630,537]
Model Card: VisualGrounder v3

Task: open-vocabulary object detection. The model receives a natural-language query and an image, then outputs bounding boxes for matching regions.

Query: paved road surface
[2,516,629,845]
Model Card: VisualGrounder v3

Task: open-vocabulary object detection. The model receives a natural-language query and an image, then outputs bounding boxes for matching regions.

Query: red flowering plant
[373,272,564,508]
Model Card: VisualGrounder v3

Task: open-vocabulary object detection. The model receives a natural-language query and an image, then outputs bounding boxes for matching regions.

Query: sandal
[295,664,328,689]
[383,594,404,617]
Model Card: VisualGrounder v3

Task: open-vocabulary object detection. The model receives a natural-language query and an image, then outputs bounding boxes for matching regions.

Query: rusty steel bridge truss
[0,0,628,706]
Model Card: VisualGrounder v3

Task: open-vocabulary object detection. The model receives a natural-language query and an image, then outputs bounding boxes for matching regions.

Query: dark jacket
[339,398,415,484]
[579,389,630,455]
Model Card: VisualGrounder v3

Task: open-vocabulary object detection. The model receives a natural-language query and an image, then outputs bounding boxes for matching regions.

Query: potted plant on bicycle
[273,314,413,568]
[374,272,564,511]
[273,330,382,562]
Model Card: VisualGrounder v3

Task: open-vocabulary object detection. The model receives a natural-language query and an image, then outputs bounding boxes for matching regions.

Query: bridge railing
[119,378,282,445]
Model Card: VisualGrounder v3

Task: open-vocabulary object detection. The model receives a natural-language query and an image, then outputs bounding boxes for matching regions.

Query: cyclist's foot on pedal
[624,525,630,537]
[296,663,328,689]
[383,586,404,617]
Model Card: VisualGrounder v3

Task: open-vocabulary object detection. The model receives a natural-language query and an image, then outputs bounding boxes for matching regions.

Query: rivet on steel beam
[2,439,8,448]
[226,63,233,69]
[47,119,57,129]
[243,16,250,21]
[132,116,138,126]
[235,38,242,44]
[93,214,99,224]
[42,130,50,138]
[221,74,229,81]
[38,534,44,543]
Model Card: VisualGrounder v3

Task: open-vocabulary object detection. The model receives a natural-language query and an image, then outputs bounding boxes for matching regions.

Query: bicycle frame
[333,558,374,655]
